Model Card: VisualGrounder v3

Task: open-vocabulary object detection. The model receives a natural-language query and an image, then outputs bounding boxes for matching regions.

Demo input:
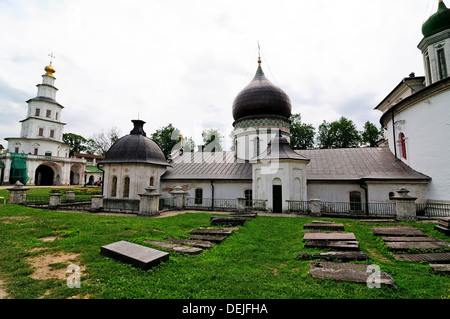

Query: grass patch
[0,204,449,299]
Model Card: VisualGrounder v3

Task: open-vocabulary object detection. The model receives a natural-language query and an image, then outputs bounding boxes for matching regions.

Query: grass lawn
[0,200,449,300]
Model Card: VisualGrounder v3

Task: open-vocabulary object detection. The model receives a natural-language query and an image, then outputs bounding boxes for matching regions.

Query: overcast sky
[0,0,441,150]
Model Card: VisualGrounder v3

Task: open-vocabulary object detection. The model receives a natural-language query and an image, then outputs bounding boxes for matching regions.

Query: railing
[421,202,450,217]
[184,198,237,211]
[287,200,396,217]
[287,200,309,214]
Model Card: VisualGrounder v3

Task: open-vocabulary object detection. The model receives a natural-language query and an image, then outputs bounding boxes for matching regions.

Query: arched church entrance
[272,178,282,213]
[35,165,54,186]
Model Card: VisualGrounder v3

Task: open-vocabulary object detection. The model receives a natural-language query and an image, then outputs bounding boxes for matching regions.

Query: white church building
[0,61,86,186]
[98,1,450,214]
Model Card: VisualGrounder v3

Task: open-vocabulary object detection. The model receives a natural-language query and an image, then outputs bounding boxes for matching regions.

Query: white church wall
[365,181,428,204]
[161,180,251,200]
[307,181,367,203]
[385,89,450,202]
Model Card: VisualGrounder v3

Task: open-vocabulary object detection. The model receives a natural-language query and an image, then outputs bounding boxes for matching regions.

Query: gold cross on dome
[48,53,56,64]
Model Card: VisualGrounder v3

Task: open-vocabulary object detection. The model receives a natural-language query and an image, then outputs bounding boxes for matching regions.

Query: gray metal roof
[297,147,430,181]
[161,147,430,182]
[162,151,252,180]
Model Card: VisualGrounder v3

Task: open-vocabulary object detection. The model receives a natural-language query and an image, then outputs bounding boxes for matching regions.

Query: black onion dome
[232,64,291,122]
[100,120,169,166]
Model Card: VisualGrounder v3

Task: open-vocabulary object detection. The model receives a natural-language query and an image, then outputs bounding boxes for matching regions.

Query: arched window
[195,188,203,204]
[150,176,154,187]
[349,191,362,211]
[111,176,117,197]
[244,189,252,207]
[123,177,130,198]
[399,133,407,160]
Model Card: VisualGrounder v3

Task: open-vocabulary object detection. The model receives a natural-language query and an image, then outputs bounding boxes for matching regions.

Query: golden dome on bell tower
[44,53,56,77]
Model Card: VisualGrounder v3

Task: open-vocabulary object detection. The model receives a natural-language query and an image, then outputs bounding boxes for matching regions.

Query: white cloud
[0,0,437,149]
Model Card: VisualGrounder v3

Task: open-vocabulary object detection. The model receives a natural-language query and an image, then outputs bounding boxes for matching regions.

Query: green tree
[151,124,181,158]
[317,116,361,148]
[289,113,315,149]
[202,129,224,152]
[361,121,383,147]
[63,133,89,157]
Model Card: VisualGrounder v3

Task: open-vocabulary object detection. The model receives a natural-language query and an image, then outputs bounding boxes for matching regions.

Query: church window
[56,112,59,120]
[399,133,407,160]
[255,137,260,157]
[244,189,252,207]
[34,148,38,155]
[123,177,130,198]
[425,51,432,83]
[38,128,44,136]
[46,110,51,118]
[35,108,40,116]
[150,176,154,187]
[349,191,362,211]
[437,48,447,80]
[195,188,203,204]
[50,130,55,138]
[111,176,117,197]
[14,147,19,153]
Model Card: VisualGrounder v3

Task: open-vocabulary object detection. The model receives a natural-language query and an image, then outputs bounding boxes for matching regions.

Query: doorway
[272,185,282,213]
[35,165,54,186]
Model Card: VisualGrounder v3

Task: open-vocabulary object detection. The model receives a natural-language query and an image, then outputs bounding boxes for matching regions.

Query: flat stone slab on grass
[190,229,234,236]
[303,222,345,231]
[303,232,356,241]
[297,251,370,262]
[393,252,450,263]
[304,240,359,251]
[434,225,450,236]
[308,262,397,288]
[145,240,203,255]
[370,226,427,237]
[100,240,169,270]
[166,238,214,249]
[187,234,227,244]
[429,264,450,274]
[385,241,449,251]
[381,236,447,242]
[210,216,251,226]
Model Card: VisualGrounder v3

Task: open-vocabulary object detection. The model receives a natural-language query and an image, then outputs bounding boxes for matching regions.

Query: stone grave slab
[303,232,356,241]
[434,225,450,236]
[381,236,446,242]
[304,240,359,251]
[429,264,450,274]
[190,229,233,236]
[187,234,227,244]
[296,251,370,262]
[385,241,449,251]
[370,227,427,237]
[439,217,450,228]
[303,222,345,231]
[166,237,214,249]
[210,216,250,226]
[144,240,203,255]
[393,252,450,263]
[100,240,169,270]
[308,262,397,288]
[230,213,258,218]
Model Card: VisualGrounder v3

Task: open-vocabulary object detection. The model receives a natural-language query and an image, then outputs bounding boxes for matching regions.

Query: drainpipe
[360,181,369,215]
[211,180,215,211]
[391,109,397,159]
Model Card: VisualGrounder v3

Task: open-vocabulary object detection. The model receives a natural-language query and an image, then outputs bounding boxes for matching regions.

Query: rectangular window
[34,148,38,155]
[195,188,203,204]
[35,108,40,116]
[46,110,51,118]
[50,130,55,138]
[56,112,59,120]
[437,49,448,80]
[14,147,19,153]
[349,191,362,211]
[38,128,44,136]
[244,189,252,207]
